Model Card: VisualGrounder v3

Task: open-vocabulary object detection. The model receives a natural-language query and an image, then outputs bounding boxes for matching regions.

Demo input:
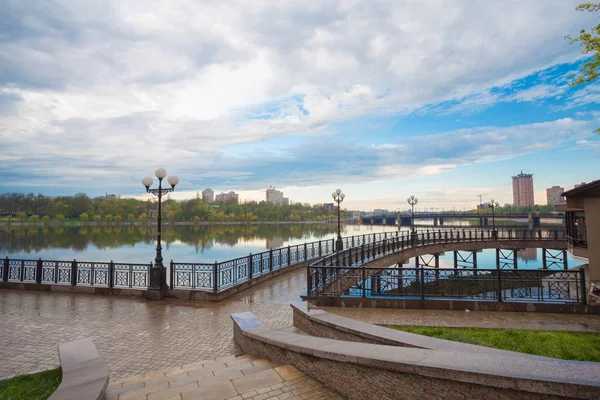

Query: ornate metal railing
[3,227,567,295]
[306,228,581,303]
[309,228,565,268]
[307,266,585,303]
[2,258,151,289]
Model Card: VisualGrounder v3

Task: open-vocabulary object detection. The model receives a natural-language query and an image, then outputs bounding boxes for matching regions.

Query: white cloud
[1,0,599,206]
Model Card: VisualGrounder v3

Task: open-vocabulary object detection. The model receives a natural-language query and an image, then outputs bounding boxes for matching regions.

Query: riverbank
[0,220,357,227]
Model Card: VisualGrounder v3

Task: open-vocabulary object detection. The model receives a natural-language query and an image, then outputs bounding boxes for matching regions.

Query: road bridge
[361,213,564,228]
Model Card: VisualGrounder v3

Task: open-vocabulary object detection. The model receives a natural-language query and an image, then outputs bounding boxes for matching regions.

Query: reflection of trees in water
[0,224,340,254]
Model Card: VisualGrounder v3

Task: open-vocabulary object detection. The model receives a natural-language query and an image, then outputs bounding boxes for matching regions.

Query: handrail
[2,227,566,295]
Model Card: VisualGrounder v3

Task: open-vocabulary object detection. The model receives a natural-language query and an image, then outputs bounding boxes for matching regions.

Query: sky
[1,0,600,211]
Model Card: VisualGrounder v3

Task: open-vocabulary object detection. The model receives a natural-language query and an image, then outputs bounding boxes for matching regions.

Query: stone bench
[48,338,109,400]
[232,310,600,399]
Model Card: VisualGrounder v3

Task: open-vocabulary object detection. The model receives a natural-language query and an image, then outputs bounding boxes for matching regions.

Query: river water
[0,223,583,269]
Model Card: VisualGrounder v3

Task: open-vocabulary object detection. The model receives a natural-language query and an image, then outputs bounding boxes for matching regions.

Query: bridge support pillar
[532,216,541,228]
[542,249,568,270]
[496,249,518,269]
[400,216,412,226]
[433,217,438,226]
[439,217,444,226]
[453,250,478,270]
[483,217,488,226]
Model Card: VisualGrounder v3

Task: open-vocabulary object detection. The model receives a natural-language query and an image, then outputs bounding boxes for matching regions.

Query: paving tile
[119,382,170,400]
[181,378,238,400]
[241,364,278,376]
[148,382,199,400]
[232,369,284,394]
[273,366,304,381]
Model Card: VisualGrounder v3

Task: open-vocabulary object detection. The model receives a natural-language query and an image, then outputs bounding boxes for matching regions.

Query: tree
[567,2,600,133]
[79,212,89,222]
[55,214,65,222]
[16,211,27,222]
[29,214,39,223]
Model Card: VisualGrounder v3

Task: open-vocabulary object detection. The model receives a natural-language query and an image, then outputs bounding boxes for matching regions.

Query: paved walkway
[105,354,341,400]
[323,307,600,332]
[0,269,305,381]
[3,265,600,383]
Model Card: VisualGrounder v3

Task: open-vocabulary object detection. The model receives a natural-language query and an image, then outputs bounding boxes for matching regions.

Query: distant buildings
[202,188,214,203]
[512,171,534,207]
[215,191,239,204]
[265,187,289,205]
[546,186,565,206]
[323,203,335,211]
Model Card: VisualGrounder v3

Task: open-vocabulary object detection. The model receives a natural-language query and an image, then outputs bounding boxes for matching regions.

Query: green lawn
[0,369,61,400]
[385,325,600,362]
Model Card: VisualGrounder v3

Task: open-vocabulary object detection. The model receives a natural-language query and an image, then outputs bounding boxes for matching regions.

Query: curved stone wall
[232,310,600,400]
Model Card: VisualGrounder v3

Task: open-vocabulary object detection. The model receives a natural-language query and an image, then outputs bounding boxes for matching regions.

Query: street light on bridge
[142,168,179,299]
[332,189,345,252]
[488,199,500,237]
[407,195,418,234]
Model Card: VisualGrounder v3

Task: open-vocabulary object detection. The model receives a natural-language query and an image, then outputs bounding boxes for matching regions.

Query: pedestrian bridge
[302,229,591,311]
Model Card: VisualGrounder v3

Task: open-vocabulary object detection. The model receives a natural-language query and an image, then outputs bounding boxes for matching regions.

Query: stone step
[105,354,343,400]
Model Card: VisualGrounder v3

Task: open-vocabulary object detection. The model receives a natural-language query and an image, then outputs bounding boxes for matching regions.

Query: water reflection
[1,223,402,263]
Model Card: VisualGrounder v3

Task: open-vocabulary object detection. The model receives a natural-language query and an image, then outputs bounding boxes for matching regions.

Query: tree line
[0,193,343,223]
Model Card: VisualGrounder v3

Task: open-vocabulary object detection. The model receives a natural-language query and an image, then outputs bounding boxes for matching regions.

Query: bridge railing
[2,227,566,294]
[308,266,585,304]
[2,258,151,289]
[306,228,579,303]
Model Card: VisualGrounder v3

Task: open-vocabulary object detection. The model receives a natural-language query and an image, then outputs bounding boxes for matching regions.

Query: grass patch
[384,325,600,362]
[0,368,61,400]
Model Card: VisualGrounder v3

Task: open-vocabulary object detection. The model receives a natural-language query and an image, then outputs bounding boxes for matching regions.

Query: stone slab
[231,369,283,394]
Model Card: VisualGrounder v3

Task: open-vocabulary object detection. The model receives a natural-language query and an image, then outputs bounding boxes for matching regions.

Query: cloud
[1,0,598,199]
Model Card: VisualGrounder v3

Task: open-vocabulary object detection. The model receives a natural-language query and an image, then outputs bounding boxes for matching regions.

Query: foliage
[566,2,600,133]
[0,193,341,223]
[0,368,61,400]
[386,325,600,362]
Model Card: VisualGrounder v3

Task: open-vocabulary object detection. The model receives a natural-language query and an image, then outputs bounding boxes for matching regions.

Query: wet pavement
[0,268,306,380]
[3,265,600,381]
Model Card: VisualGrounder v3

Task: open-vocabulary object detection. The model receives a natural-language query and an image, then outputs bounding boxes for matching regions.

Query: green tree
[55,214,65,222]
[127,213,135,223]
[138,213,148,223]
[16,211,27,222]
[79,212,89,222]
[41,215,50,224]
[93,214,102,223]
[29,214,39,223]
[567,2,600,132]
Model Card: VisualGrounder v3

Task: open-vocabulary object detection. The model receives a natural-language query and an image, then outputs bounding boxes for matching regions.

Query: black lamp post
[142,168,179,299]
[332,189,345,252]
[407,195,418,234]
[489,199,499,237]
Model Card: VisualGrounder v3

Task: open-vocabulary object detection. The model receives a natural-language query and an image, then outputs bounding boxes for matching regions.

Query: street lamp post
[489,199,499,238]
[332,189,345,252]
[142,168,179,299]
[407,195,418,234]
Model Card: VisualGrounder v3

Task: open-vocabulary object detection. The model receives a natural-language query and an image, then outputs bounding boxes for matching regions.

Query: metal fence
[2,257,151,289]
[2,227,567,295]
[307,266,585,303]
[305,228,582,304]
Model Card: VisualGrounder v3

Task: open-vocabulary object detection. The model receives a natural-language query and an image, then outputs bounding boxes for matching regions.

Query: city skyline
[1,1,600,210]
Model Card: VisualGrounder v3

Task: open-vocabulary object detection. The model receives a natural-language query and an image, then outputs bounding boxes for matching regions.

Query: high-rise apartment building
[546,186,565,206]
[266,187,289,205]
[512,171,535,207]
[202,188,214,203]
[215,191,238,204]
